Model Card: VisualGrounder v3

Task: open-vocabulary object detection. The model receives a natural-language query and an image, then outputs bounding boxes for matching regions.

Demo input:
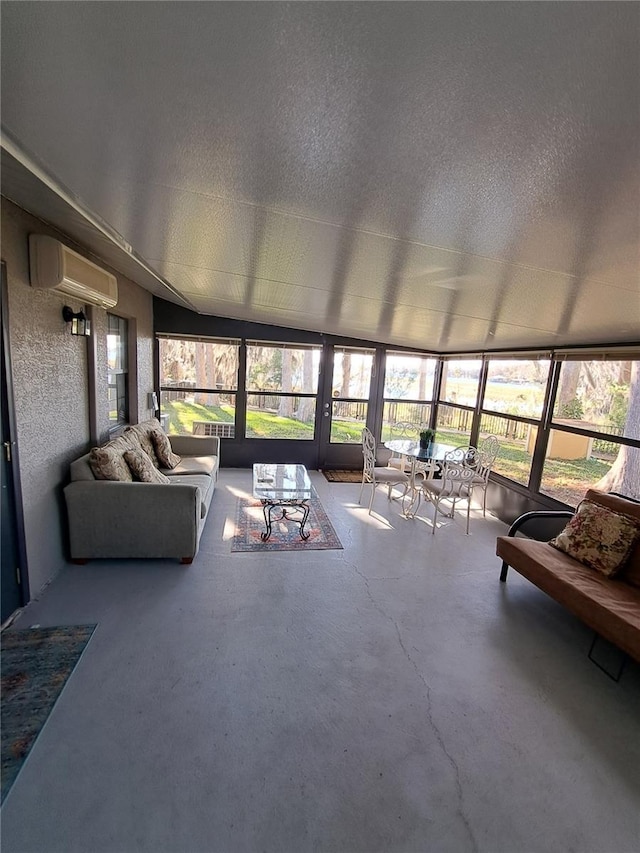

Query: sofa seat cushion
[497,536,640,660]
[89,435,136,481]
[162,455,218,478]
[170,473,214,519]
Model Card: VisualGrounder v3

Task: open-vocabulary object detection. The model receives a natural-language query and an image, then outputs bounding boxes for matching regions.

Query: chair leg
[402,486,418,518]
[482,486,487,517]
[465,499,471,534]
[432,499,438,534]
[358,474,366,504]
[368,482,376,515]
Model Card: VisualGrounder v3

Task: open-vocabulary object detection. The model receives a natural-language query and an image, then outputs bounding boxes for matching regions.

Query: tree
[294,350,315,424]
[417,358,431,400]
[594,361,640,499]
[278,348,295,417]
[194,342,212,406]
[557,361,581,415]
[340,351,352,397]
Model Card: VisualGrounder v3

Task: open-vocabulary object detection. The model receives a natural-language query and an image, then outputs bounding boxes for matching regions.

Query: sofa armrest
[64,480,202,561]
[506,510,574,541]
[169,434,220,457]
[499,510,573,582]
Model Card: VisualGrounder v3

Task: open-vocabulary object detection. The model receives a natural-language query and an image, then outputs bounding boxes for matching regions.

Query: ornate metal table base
[260,499,311,541]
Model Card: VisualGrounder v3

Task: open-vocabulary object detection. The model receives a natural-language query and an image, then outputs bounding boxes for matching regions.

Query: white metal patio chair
[387,421,421,472]
[471,434,501,516]
[359,427,410,515]
[418,445,478,534]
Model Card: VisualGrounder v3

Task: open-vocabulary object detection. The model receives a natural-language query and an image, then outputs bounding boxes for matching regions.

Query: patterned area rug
[231,493,343,552]
[322,469,363,483]
[1,625,96,803]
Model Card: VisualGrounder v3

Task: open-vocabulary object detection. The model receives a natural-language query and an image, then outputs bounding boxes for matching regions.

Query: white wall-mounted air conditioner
[29,234,118,308]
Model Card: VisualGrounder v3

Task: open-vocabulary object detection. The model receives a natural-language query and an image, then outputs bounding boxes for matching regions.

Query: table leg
[298,502,311,540]
[402,457,421,518]
[261,502,274,540]
[261,501,311,541]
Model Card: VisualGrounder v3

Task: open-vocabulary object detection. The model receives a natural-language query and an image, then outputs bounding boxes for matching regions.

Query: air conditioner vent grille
[29,234,118,308]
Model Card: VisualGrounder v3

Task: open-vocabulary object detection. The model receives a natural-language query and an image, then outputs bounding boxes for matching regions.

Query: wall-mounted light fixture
[62,305,91,337]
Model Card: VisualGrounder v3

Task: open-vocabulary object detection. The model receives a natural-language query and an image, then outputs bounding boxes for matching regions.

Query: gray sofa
[64,428,220,564]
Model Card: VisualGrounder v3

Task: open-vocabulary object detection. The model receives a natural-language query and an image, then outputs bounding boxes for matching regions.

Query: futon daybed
[496,489,640,665]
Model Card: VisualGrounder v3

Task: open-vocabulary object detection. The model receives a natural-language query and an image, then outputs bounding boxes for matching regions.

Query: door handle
[4,441,12,462]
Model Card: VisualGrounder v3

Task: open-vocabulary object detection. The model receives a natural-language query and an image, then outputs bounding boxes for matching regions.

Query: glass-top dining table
[383,439,457,517]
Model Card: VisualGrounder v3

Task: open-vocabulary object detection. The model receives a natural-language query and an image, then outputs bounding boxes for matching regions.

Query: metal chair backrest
[361,427,377,475]
[440,446,479,492]
[389,421,420,440]
[479,435,500,468]
[445,445,480,469]
[442,459,477,484]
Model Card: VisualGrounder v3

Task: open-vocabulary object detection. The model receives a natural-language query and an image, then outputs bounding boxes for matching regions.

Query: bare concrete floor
[2,469,639,853]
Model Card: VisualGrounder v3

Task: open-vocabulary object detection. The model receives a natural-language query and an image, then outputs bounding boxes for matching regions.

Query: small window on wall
[107,314,129,427]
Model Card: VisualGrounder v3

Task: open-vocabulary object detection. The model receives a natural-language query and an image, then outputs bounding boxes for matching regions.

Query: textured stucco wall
[1,198,154,598]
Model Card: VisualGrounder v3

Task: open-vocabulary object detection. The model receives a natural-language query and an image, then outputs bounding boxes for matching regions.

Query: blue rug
[1,625,96,803]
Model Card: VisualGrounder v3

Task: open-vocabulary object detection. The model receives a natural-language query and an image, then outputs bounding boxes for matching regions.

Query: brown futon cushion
[496,536,640,661]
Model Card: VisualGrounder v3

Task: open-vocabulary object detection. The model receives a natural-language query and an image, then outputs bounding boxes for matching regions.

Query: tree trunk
[557,361,581,410]
[205,344,215,406]
[195,342,208,406]
[440,361,448,400]
[341,352,352,397]
[295,351,315,423]
[418,358,428,400]
[278,349,295,417]
[594,361,640,499]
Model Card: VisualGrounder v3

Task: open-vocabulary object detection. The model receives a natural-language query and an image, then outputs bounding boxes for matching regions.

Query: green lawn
[434,427,610,506]
[163,400,361,443]
[163,400,612,506]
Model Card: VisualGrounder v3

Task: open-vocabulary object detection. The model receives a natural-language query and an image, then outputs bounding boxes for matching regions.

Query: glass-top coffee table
[252,463,313,541]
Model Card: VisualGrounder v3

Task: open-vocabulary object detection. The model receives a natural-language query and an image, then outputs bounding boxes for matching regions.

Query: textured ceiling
[1,1,639,352]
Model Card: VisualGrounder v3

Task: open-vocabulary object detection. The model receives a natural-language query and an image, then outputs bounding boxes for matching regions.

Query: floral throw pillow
[549,499,640,577]
[124,449,171,484]
[89,435,135,482]
[150,428,181,469]
[124,423,160,468]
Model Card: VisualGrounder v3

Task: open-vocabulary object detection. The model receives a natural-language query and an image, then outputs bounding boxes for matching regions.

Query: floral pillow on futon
[549,499,640,577]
